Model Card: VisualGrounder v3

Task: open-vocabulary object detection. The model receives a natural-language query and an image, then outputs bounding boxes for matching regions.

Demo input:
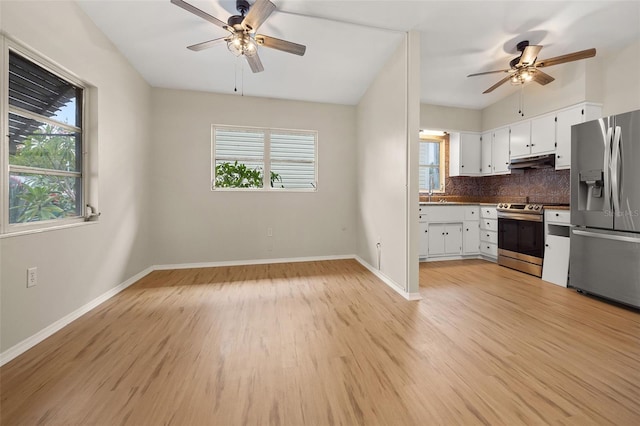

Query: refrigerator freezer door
[571,117,614,229]
[570,227,640,308]
[612,110,640,233]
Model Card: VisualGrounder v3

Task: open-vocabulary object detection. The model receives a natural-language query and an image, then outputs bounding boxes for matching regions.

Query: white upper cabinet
[449,132,481,176]
[530,113,556,155]
[480,131,493,175]
[509,120,532,158]
[555,104,602,170]
[492,127,511,174]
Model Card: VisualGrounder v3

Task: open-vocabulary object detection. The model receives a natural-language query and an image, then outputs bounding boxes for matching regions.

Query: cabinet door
[444,224,463,255]
[481,132,493,175]
[463,221,480,254]
[492,128,511,174]
[541,235,570,287]
[419,221,429,257]
[428,223,446,256]
[460,133,481,175]
[510,120,531,158]
[555,106,584,169]
[531,113,556,155]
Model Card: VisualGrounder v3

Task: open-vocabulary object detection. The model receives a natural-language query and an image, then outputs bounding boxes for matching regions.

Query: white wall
[601,39,640,116]
[0,1,152,352]
[149,89,357,264]
[421,103,482,132]
[356,33,420,294]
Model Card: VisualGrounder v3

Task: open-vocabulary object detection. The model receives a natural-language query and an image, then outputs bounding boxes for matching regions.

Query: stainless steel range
[496,203,545,277]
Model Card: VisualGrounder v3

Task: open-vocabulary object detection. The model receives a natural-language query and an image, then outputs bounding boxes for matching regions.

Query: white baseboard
[0,266,154,367]
[153,254,354,271]
[1,253,419,366]
[354,256,422,301]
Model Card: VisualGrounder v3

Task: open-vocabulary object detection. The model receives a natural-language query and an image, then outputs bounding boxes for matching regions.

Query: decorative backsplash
[448,169,571,204]
[424,135,571,204]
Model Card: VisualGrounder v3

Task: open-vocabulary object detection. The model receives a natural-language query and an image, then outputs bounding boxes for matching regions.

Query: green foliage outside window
[9,123,80,223]
[215,161,282,188]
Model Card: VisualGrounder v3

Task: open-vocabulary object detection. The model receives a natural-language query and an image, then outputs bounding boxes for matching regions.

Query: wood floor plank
[2,258,640,425]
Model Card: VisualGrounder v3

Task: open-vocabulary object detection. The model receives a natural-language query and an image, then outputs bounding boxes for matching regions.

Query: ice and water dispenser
[578,169,605,211]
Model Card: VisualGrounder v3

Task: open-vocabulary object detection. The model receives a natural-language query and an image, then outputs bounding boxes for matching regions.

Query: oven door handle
[497,213,543,222]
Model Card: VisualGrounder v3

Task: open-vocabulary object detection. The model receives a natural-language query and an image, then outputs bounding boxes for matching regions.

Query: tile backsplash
[447,169,570,204]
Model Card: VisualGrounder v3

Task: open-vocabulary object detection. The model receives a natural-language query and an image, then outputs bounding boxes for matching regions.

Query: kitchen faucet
[428,175,434,202]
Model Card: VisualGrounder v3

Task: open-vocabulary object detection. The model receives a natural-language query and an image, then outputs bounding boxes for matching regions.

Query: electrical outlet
[267,227,273,237]
[27,267,37,288]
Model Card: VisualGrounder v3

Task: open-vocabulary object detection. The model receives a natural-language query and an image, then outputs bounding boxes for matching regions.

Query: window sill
[0,219,98,239]
[211,188,318,193]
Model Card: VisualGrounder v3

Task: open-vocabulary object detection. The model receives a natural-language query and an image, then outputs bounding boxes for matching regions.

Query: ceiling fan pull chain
[234,56,239,92]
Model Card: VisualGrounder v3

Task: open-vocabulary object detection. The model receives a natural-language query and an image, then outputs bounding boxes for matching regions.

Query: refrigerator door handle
[604,126,613,210]
[573,229,640,244]
[611,125,622,213]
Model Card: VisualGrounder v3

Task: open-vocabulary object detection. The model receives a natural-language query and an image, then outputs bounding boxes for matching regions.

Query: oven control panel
[497,203,543,213]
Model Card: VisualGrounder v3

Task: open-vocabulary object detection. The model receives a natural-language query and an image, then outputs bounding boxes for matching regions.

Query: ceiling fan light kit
[171,0,306,75]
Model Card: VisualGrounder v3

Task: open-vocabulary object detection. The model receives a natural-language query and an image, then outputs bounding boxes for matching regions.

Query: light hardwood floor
[1,259,640,425]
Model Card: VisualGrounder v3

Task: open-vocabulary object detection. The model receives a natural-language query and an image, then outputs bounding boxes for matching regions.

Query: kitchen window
[419,134,445,193]
[3,41,88,234]
[212,125,317,191]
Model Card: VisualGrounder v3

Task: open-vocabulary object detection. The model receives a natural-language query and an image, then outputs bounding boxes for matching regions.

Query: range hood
[508,154,556,170]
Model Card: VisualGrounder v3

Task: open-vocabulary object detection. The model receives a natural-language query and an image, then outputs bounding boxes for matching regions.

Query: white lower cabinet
[479,206,498,260]
[542,235,570,287]
[542,209,571,287]
[428,223,463,256]
[463,221,480,254]
[419,221,429,257]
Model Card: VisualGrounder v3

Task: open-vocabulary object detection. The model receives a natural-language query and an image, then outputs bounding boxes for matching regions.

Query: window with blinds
[212,125,317,191]
[6,49,85,226]
[419,136,445,193]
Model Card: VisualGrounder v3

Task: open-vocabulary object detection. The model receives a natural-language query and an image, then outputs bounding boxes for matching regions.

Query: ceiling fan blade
[532,70,555,85]
[483,75,511,94]
[242,0,276,33]
[255,35,306,56]
[535,48,596,68]
[187,37,228,52]
[518,45,542,67]
[171,0,229,30]
[246,53,264,73]
[467,69,510,77]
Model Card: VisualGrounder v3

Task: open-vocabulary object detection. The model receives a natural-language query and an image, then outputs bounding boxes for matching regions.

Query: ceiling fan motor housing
[236,0,250,15]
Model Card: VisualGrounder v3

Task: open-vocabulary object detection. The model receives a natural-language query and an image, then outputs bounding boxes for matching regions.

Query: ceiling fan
[171,0,306,73]
[468,40,596,94]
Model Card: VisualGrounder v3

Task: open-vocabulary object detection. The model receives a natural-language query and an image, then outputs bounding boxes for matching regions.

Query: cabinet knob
[506,162,509,165]
[526,144,529,147]
[461,165,464,168]
[487,234,490,237]
[466,228,469,231]
[545,244,549,247]
[442,232,445,235]
[555,213,559,217]
[531,144,535,147]
[557,155,561,158]
[425,230,428,233]
[446,232,449,235]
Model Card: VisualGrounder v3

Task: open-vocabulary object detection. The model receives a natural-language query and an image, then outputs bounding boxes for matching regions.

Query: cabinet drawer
[480,207,497,219]
[481,230,497,244]
[464,206,479,221]
[480,242,498,257]
[545,209,570,225]
[481,218,497,231]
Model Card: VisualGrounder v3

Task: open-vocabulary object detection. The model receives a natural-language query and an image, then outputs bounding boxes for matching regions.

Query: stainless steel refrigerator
[570,109,640,308]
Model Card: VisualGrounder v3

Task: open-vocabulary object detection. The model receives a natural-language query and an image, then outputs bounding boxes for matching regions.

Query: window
[212,125,317,191]
[3,43,86,232]
[419,134,445,193]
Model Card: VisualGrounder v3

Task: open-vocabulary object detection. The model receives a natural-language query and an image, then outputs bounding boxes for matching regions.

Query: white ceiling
[78,0,640,109]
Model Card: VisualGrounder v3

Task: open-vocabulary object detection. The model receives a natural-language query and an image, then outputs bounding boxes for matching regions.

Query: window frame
[1,37,90,235]
[418,134,446,194]
[211,124,318,192]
